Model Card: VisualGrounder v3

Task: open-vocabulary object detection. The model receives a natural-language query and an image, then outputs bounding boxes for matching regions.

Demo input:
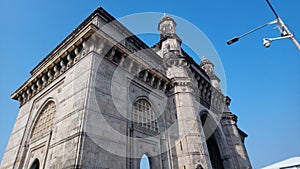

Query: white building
[262,157,300,169]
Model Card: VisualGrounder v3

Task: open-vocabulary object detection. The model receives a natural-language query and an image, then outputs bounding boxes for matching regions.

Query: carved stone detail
[67,53,73,69]
[47,70,54,83]
[60,60,66,73]
[42,75,48,88]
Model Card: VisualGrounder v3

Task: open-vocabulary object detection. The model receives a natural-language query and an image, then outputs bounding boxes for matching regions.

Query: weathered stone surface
[1,7,251,169]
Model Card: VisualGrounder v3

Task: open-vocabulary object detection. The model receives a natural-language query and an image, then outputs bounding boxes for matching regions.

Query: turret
[158,14,182,57]
[200,56,221,92]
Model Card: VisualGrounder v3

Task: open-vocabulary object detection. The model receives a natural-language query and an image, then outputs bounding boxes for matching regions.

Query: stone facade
[0,7,251,169]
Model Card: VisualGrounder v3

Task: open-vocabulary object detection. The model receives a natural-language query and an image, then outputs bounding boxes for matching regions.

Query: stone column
[166,56,211,169]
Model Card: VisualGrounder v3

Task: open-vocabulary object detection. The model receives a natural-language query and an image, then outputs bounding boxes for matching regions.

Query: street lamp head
[263,38,271,48]
[227,37,239,45]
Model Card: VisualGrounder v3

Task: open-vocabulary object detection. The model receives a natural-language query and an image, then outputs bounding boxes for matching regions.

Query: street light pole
[276,17,300,50]
[226,19,277,45]
[266,0,300,50]
[227,0,300,51]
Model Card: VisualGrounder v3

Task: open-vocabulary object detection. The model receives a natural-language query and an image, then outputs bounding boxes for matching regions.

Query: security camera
[263,38,271,48]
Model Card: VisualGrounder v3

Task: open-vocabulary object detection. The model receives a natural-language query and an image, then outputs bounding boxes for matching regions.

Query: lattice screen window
[31,101,56,138]
[133,99,158,131]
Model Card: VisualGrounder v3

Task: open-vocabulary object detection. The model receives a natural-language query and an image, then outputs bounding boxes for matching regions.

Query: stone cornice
[11,7,223,110]
[10,8,120,104]
[222,112,238,122]
[90,30,172,93]
[30,8,106,76]
[11,24,98,105]
[238,128,248,138]
[10,7,172,107]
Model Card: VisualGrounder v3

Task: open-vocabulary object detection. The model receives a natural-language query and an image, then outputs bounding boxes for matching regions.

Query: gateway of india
[1,7,252,169]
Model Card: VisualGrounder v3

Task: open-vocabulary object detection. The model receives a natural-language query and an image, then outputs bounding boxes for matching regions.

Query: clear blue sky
[0,0,299,168]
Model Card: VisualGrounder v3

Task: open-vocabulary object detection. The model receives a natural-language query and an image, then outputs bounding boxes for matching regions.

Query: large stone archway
[200,111,234,169]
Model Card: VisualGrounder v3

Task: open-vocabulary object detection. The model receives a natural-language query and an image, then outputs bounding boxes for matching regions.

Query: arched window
[29,159,40,169]
[31,101,56,138]
[133,99,158,131]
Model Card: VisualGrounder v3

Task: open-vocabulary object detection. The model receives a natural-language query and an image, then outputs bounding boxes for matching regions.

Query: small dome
[158,13,177,27]
[200,56,214,67]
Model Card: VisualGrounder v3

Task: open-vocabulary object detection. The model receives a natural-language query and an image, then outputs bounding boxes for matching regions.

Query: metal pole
[227,19,277,45]
[238,20,276,39]
[278,17,300,51]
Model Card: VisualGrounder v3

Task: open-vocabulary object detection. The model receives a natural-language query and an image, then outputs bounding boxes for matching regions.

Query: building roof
[11,7,157,101]
[262,157,300,169]
[10,7,221,110]
[30,7,151,76]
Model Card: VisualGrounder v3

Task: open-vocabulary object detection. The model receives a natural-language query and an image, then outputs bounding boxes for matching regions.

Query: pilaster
[166,56,211,169]
[221,97,252,169]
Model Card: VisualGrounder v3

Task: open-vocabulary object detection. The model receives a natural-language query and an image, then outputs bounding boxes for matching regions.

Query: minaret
[200,56,221,92]
[159,15,212,169]
[158,14,182,57]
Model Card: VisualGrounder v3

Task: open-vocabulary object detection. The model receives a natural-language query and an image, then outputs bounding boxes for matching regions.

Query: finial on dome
[200,56,213,67]
[158,13,176,26]
[200,56,221,92]
[161,13,169,20]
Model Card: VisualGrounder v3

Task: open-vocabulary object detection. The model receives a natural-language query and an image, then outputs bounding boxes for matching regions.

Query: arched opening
[140,154,150,169]
[29,159,40,169]
[206,135,224,169]
[200,113,224,169]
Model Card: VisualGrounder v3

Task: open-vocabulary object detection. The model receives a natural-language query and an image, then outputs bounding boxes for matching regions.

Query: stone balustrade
[14,27,222,111]
[16,38,88,106]
[15,31,172,107]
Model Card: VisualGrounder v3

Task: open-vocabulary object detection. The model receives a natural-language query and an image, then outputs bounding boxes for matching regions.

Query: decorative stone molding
[89,30,172,94]
[222,112,238,123]
[59,59,66,73]
[196,72,225,113]
[12,27,95,106]
[47,70,54,83]
[66,53,73,69]
[12,12,221,111]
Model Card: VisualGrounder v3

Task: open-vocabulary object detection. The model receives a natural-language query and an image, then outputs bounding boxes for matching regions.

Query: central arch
[128,98,161,169]
[140,154,150,169]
